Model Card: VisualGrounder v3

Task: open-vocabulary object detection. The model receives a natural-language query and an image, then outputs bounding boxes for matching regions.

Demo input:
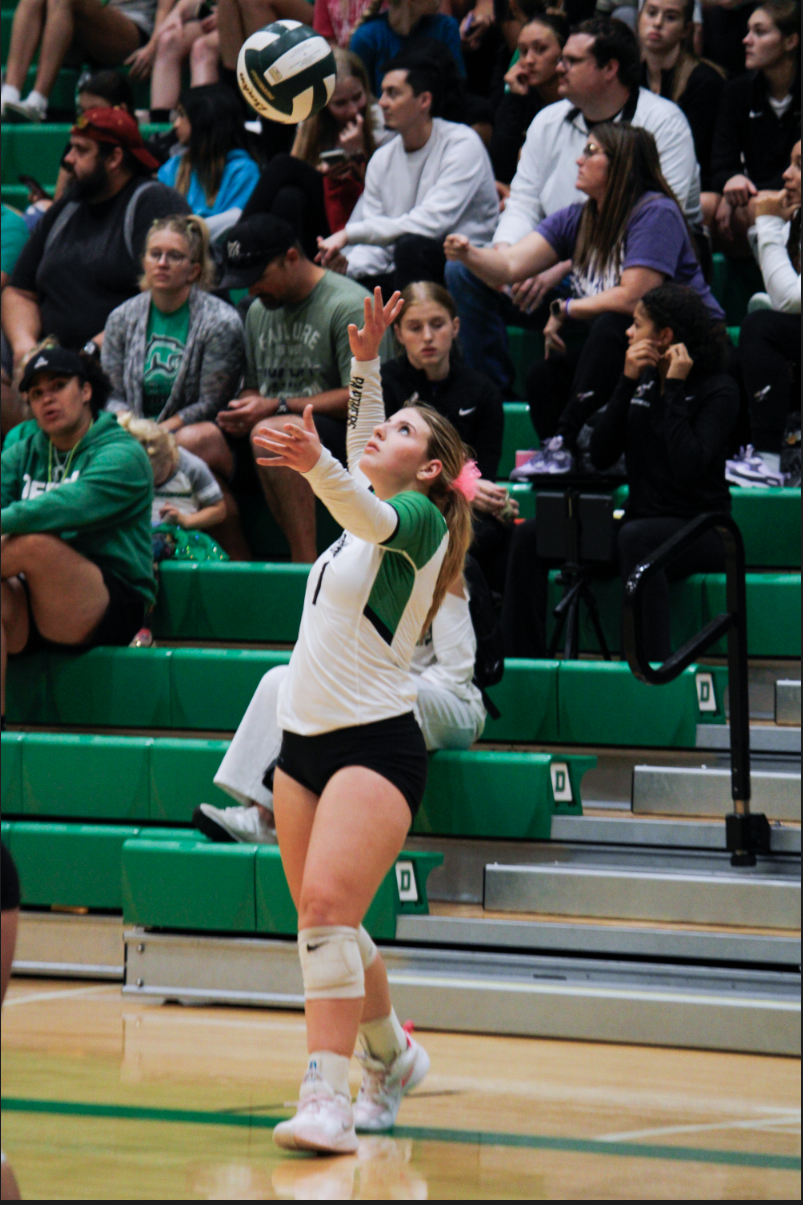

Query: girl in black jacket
[501,284,738,661]
[711,0,800,249]
[590,283,739,659]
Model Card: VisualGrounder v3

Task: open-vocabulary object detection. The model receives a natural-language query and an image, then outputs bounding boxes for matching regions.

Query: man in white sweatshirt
[444,17,703,394]
[316,51,499,292]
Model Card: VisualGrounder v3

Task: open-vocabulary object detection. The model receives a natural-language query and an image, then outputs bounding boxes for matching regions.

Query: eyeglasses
[578,142,605,161]
[559,53,591,68]
[145,248,189,264]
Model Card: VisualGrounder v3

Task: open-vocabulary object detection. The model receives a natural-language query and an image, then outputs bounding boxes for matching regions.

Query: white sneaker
[725,445,785,488]
[3,97,47,123]
[273,1073,358,1154]
[352,1035,430,1132]
[509,435,574,480]
[193,802,277,844]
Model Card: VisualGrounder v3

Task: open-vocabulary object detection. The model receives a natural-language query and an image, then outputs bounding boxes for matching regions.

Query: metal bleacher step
[776,679,801,725]
[550,811,801,853]
[121,927,800,1056]
[696,722,801,754]
[632,764,800,822]
[483,849,801,930]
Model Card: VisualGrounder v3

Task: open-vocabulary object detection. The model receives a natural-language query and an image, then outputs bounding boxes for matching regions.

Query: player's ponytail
[414,403,475,634]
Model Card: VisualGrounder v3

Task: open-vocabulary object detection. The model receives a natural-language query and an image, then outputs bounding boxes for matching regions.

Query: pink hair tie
[450,459,481,502]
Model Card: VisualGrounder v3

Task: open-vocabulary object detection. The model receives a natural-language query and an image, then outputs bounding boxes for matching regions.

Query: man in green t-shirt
[217,215,379,564]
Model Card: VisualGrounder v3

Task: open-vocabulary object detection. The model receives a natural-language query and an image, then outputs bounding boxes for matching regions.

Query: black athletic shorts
[278,711,428,817]
[19,566,146,654]
[1,841,21,912]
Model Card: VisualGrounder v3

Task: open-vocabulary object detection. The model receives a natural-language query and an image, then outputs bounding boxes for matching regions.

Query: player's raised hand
[253,405,322,473]
[347,287,404,362]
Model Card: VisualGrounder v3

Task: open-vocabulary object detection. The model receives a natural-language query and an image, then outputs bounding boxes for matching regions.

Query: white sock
[306,1050,350,1099]
[1,84,20,106]
[758,451,781,475]
[27,90,48,111]
[360,1008,407,1065]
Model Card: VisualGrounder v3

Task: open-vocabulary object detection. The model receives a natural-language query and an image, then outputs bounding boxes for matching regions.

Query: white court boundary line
[598,1110,801,1142]
[4,985,119,1008]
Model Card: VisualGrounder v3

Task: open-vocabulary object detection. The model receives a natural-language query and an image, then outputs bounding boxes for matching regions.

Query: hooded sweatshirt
[1,411,156,604]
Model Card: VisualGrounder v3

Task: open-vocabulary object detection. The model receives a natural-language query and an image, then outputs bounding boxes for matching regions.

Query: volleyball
[237,20,336,124]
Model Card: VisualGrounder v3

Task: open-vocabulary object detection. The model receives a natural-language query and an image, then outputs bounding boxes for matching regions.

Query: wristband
[276,399,289,416]
[564,298,571,320]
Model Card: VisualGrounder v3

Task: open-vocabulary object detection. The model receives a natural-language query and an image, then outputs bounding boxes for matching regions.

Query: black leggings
[501,514,725,662]
[526,311,631,446]
[242,153,330,260]
[738,308,801,454]
[358,234,448,300]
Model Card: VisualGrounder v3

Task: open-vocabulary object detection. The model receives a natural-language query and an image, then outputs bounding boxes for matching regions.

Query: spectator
[711,0,800,249]
[147,0,220,122]
[446,123,723,473]
[216,214,377,562]
[158,84,261,240]
[350,0,465,95]
[2,108,190,374]
[727,140,801,487]
[490,10,570,187]
[501,284,737,661]
[701,0,751,79]
[444,15,702,394]
[102,214,248,554]
[1,347,155,720]
[240,50,385,258]
[315,0,377,47]
[0,0,171,124]
[44,71,138,211]
[316,50,498,292]
[638,0,725,213]
[1,205,30,437]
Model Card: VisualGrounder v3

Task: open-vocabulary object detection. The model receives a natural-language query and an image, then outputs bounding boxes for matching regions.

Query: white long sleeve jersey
[754,215,801,314]
[277,357,449,736]
[494,89,702,246]
[344,118,499,279]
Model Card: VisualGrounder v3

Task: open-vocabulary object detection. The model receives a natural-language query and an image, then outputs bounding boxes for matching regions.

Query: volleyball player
[253,288,476,1154]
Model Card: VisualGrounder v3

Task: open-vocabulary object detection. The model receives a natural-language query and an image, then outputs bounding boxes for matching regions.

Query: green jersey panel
[382,491,447,570]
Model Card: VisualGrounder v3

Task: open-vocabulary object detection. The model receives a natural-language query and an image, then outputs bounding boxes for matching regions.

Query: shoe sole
[273,1124,358,1154]
[192,805,239,844]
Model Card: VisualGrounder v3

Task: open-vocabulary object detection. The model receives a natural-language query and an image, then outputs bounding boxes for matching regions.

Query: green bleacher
[1,17,799,947]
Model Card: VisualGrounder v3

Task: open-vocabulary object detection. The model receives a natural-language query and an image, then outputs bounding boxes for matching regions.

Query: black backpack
[464,555,505,719]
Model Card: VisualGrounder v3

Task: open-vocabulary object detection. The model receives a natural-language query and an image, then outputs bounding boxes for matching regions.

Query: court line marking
[3,985,119,1008]
[1,1098,798,1171]
[599,1111,801,1142]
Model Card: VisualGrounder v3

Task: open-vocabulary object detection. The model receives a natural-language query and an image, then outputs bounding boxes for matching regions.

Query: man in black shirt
[2,108,189,374]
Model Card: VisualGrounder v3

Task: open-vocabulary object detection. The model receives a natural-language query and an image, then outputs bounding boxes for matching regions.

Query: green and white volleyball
[237,21,336,124]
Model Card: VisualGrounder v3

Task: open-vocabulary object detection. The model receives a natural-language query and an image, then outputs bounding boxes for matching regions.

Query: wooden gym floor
[1,977,800,1200]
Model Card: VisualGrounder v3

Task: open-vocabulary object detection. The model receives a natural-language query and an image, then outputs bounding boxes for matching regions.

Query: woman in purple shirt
[445,122,724,475]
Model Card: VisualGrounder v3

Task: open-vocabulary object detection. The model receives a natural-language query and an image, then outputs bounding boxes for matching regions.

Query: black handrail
[622,512,769,867]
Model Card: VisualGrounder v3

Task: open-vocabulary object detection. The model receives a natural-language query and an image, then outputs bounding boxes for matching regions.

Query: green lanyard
[47,423,91,485]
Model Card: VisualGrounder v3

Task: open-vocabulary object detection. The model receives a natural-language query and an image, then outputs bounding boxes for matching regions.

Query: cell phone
[319,149,348,165]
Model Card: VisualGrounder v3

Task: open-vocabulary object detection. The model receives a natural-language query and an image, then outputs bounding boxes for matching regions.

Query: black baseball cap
[218,215,298,290]
[20,346,85,393]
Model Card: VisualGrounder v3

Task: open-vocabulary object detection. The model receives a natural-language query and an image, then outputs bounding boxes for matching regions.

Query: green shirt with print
[1,205,29,277]
[142,298,190,418]
[243,270,374,400]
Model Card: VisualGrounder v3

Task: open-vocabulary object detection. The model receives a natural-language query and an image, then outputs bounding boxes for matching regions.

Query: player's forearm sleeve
[346,356,384,478]
[303,446,398,544]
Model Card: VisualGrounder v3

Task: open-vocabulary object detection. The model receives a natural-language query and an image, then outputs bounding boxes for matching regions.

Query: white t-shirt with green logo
[277,357,449,736]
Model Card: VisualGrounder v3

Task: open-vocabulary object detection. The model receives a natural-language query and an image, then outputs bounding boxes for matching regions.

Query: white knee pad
[356,924,377,970]
[298,926,365,1000]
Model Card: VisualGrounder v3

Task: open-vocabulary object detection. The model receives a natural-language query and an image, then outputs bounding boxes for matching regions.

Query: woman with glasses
[445,123,723,476]
[101,215,248,555]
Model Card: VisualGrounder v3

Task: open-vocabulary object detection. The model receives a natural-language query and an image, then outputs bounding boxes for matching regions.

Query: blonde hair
[118,413,180,485]
[410,402,474,633]
[141,214,214,291]
[396,280,457,322]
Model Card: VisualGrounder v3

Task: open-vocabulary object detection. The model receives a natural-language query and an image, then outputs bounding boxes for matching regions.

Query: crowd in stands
[0,0,800,707]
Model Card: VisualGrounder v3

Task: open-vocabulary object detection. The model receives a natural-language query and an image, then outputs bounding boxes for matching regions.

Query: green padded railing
[5,651,726,746]
[1,819,442,939]
[1,731,594,837]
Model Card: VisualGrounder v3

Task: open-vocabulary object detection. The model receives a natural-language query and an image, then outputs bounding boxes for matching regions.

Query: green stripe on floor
[2,1098,798,1171]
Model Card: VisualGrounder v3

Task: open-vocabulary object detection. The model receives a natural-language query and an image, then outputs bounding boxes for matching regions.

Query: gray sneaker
[509,435,574,480]
[193,802,277,844]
